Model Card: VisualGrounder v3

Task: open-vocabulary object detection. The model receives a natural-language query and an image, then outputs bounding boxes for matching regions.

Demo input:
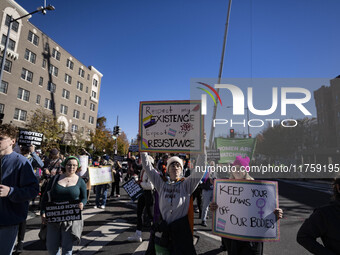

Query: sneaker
[201,221,208,227]
[116,194,120,198]
[94,206,98,209]
[127,231,142,242]
[100,205,106,209]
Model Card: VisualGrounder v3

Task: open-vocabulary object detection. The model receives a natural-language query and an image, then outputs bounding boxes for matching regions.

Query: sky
[15,0,340,142]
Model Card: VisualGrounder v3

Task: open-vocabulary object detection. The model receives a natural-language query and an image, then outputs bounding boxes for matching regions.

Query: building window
[44,98,54,110]
[42,59,47,68]
[90,103,95,111]
[49,65,58,77]
[14,108,27,121]
[36,95,41,104]
[44,42,49,51]
[93,79,98,87]
[89,116,94,124]
[1,35,16,51]
[60,104,68,115]
[21,68,33,82]
[0,57,12,73]
[86,87,89,93]
[82,113,85,120]
[62,89,70,99]
[91,91,97,98]
[65,74,72,85]
[87,74,90,80]
[47,82,56,93]
[5,15,19,32]
[0,103,4,114]
[52,48,61,60]
[39,77,43,86]
[66,59,74,70]
[78,68,85,78]
[75,95,81,105]
[0,81,8,94]
[73,110,80,119]
[77,81,83,91]
[71,124,78,133]
[84,100,87,107]
[28,31,39,46]
[17,88,30,102]
[24,49,36,64]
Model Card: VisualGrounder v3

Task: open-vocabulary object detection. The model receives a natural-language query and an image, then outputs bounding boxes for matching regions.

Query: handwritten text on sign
[46,201,81,223]
[139,100,203,153]
[88,166,113,186]
[212,179,279,242]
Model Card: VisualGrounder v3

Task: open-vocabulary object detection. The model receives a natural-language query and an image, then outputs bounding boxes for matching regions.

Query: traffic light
[248,134,252,138]
[230,129,235,138]
[113,126,121,136]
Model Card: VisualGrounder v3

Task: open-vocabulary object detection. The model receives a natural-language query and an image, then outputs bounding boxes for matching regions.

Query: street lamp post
[0,5,55,86]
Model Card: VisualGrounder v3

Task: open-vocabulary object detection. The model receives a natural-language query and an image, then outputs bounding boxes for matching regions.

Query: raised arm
[141,152,163,192]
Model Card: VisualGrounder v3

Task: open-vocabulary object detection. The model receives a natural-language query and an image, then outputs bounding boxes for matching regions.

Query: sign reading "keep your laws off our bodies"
[139,100,203,153]
[212,179,279,242]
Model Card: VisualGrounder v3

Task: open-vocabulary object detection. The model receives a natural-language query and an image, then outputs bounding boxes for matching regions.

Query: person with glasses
[141,151,206,254]
[40,156,87,255]
[0,124,39,255]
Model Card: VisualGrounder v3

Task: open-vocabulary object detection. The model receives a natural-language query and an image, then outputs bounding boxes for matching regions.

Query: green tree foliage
[117,131,129,155]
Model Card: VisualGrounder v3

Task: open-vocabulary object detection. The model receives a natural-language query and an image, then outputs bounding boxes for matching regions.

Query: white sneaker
[94,206,98,209]
[100,205,105,209]
[127,231,142,242]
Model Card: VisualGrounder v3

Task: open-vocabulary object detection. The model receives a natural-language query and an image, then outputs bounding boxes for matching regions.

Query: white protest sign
[212,179,279,242]
[139,100,203,153]
[88,166,113,186]
[78,156,88,177]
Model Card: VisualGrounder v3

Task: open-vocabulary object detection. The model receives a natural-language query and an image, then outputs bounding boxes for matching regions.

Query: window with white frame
[39,77,43,86]
[60,104,68,115]
[90,103,95,111]
[91,91,97,98]
[42,59,47,68]
[0,103,4,114]
[75,95,81,105]
[24,49,36,64]
[66,59,74,70]
[44,42,49,52]
[17,88,30,102]
[52,48,61,60]
[89,116,94,124]
[62,89,70,99]
[5,15,19,32]
[71,124,78,133]
[65,74,72,84]
[47,82,56,93]
[44,98,54,110]
[49,64,58,77]
[93,79,98,87]
[77,81,83,91]
[1,35,16,51]
[36,95,41,104]
[73,109,80,119]
[28,31,39,46]
[0,81,8,94]
[21,68,33,82]
[0,57,12,73]
[78,68,85,78]
[14,108,27,121]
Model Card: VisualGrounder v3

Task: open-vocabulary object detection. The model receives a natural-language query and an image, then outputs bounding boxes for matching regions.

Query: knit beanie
[166,156,183,169]
[232,155,250,167]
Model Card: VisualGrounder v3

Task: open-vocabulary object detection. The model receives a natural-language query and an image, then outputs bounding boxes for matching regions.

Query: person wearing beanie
[210,155,283,255]
[141,151,206,254]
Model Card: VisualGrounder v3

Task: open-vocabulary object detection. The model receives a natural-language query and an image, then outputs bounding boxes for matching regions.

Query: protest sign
[215,138,256,163]
[207,149,221,161]
[122,178,144,201]
[78,155,88,177]
[139,100,203,153]
[18,130,44,146]
[212,179,279,242]
[45,200,82,223]
[88,166,113,186]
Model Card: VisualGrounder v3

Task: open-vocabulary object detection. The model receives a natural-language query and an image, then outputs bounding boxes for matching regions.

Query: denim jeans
[201,189,213,222]
[0,224,18,255]
[46,223,74,255]
[95,184,108,207]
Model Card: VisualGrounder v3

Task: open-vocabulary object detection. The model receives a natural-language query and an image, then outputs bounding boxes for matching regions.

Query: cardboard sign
[45,200,82,223]
[78,155,88,177]
[18,130,44,146]
[128,145,139,152]
[122,178,144,201]
[212,179,279,242]
[88,166,113,186]
[139,100,203,153]
[215,138,256,163]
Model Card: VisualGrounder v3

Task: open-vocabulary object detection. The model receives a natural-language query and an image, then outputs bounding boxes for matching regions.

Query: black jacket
[297,200,340,255]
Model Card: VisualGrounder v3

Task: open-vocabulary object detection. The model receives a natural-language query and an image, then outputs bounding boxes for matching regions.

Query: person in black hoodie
[297,177,340,254]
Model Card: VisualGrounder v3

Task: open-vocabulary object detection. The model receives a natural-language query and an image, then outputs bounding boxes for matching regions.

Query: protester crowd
[0,123,339,255]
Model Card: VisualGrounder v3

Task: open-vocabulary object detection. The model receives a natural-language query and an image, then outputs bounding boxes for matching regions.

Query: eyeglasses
[170,162,181,168]
[66,164,78,168]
